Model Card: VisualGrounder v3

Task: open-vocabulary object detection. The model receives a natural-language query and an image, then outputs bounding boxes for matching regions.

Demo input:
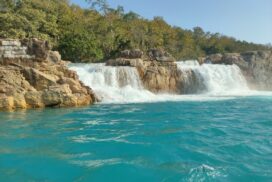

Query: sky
[71,0,272,45]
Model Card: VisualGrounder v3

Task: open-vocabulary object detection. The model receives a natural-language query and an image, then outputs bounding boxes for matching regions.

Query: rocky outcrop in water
[107,49,199,93]
[203,51,272,90]
[0,39,96,110]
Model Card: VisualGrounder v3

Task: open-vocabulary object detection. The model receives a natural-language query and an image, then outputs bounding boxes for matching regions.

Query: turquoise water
[0,97,272,182]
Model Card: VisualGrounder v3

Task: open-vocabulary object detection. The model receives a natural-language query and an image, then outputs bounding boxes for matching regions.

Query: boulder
[22,68,58,90]
[0,67,35,95]
[0,95,14,110]
[221,53,241,65]
[47,51,61,63]
[148,49,176,62]
[57,77,87,94]
[13,94,27,109]
[205,53,223,64]
[107,49,181,93]
[42,90,62,107]
[120,49,143,59]
[25,91,44,108]
[0,39,96,111]
[107,58,144,67]
[21,38,51,60]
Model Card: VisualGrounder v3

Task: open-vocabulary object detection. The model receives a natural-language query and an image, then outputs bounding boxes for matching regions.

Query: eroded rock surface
[107,49,198,94]
[0,39,96,110]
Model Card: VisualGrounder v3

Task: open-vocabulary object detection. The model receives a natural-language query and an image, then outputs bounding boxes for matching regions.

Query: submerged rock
[0,39,96,111]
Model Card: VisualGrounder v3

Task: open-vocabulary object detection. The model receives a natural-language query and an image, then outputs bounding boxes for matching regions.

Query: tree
[0,0,269,62]
[85,0,109,14]
[123,11,140,21]
[58,31,103,62]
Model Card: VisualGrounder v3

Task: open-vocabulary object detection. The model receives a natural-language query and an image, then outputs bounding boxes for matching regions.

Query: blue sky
[71,0,272,44]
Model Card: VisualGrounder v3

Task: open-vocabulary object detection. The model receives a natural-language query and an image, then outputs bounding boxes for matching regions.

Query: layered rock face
[107,49,195,93]
[0,39,96,110]
[203,51,272,90]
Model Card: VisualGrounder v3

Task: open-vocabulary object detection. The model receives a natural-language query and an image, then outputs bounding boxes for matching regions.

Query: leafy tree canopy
[0,0,269,62]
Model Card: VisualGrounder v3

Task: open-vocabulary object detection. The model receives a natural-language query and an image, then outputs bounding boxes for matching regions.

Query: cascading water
[177,60,250,95]
[69,61,255,103]
[69,63,156,103]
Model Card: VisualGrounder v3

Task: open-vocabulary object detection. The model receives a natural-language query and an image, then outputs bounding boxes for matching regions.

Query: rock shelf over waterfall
[70,49,264,104]
[107,49,185,94]
[105,49,250,95]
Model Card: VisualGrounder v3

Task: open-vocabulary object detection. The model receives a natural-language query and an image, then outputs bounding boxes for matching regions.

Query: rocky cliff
[0,39,96,110]
[202,51,272,90]
[107,49,198,94]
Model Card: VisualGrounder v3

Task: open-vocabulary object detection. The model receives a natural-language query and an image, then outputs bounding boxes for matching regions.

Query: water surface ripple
[0,97,272,181]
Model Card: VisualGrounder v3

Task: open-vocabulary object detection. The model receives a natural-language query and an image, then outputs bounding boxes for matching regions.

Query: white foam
[69,62,272,104]
[177,61,249,95]
[69,63,159,103]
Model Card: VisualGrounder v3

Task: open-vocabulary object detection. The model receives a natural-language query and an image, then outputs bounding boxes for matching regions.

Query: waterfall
[69,63,156,103]
[69,62,253,103]
[177,61,249,95]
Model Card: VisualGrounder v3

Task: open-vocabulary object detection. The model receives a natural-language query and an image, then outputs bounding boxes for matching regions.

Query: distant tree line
[0,0,270,62]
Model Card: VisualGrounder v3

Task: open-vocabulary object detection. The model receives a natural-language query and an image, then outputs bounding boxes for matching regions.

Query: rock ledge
[107,49,198,94]
[0,39,96,111]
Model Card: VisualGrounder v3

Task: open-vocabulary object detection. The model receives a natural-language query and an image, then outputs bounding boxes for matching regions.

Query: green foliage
[58,31,103,62]
[0,0,269,62]
[85,0,109,14]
